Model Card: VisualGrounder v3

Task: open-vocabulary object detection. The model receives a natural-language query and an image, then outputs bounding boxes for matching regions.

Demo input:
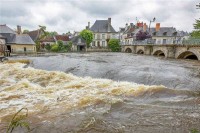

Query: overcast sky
[0,0,199,34]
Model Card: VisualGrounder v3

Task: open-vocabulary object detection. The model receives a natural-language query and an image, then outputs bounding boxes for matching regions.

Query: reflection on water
[0,53,200,133]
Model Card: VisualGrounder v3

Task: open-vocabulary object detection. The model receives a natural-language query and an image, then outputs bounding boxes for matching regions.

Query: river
[0,52,200,133]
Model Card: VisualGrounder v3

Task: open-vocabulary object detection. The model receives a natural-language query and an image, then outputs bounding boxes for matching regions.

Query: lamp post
[196,3,200,9]
[148,17,156,33]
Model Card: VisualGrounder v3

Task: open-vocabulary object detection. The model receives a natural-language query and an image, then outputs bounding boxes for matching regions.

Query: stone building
[90,18,118,47]
[0,35,6,56]
[0,24,36,54]
[71,35,86,52]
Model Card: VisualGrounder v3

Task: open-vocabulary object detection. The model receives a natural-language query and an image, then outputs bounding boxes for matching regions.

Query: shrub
[45,44,51,51]
[108,39,121,52]
[51,44,59,52]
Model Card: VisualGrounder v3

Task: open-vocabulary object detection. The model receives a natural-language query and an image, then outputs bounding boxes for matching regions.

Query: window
[163,39,167,44]
[78,38,81,43]
[102,34,105,39]
[112,34,115,38]
[163,32,167,36]
[93,34,96,39]
[97,34,100,39]
[92,41,95,46]
[102,41,105,47]
[154,39,156,44]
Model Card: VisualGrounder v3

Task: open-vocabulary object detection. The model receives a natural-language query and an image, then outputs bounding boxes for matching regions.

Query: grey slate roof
[0,25,35,45]
[148,27,178,37]
[28,29,42,41]
[15,34,35,45]
[90,20,117,33]
[0,25,16,34]
[71,35,86,46]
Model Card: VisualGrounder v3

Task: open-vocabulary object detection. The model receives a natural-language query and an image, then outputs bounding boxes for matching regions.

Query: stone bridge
[121,44,200,60]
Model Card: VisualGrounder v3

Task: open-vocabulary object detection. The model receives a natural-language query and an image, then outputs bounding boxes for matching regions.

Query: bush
[108,39,121,52]
[51,44,59,52]
[45,44,51,51]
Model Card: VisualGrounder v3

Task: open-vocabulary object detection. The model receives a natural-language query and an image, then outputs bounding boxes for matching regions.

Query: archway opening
[153,50,165,57]
[137,50,144,54]
[125,48,132,53]
[177,51,198,60]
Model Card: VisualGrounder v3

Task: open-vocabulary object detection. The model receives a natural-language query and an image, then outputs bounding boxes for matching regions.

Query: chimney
[88,22,90,29]
[156,23,160,32]
[17,25,21,34]
[108,18,111,32]
[108,18,111,24]
[143,23,147,32]
[130,23,133,28]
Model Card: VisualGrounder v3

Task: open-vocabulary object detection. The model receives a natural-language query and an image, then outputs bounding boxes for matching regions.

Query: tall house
[90,18,118,47]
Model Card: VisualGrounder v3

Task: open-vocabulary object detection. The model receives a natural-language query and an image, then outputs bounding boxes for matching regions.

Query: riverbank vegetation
[108,39,121,52]
[45,40,72,52]
[80,29,94,48]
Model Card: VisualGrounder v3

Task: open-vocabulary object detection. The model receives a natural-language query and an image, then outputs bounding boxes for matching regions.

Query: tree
[136,30,151,40]
[35,25,49,51]
[80,29,93,48]
[108,39,120,52]
[48,31,58,37]
[190,3,200,38]
[191,19,200,38]
[23,30,29,34]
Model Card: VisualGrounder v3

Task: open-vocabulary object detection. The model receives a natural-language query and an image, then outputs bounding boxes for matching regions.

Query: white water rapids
[0,62,199,133]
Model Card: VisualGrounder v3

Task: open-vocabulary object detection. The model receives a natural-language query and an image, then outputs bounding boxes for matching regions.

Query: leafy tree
[191,19,200,38]
[23,30,29,34]
[48,31,58,37]
[108,39,121,52]
[80,29,93,47]
[35,25,49,51]
[136,30,151,40]
[191,3,200,38]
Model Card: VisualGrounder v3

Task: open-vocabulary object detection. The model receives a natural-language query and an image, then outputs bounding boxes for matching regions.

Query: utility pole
[148,17,156,33]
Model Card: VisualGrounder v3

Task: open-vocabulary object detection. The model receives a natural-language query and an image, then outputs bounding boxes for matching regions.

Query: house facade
[0,35,6,56]
[0,25,36,54]
[90,18,118,48]
[71,35,86,52]
[120,22,188,45]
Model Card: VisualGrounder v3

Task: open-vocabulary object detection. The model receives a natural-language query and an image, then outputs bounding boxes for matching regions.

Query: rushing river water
[0,53,200,133]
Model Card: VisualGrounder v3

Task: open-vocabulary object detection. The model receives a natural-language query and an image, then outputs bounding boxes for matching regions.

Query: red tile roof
[40,36,55,42]
[55,35,69,41]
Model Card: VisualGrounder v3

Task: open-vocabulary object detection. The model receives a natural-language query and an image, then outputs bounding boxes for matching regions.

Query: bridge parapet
[121,44,200,60]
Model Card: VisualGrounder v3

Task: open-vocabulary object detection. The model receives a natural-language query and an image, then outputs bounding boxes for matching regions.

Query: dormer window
[163,32,167,36]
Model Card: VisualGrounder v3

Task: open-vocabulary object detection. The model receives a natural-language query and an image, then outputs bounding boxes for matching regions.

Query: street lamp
[196,3,200,9]
[148,17,156,33]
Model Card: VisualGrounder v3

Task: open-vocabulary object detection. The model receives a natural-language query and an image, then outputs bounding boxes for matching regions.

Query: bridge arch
[125,48,132,53]
[177,51,199,60]
[153,50,166,57]
[137,49,144,54]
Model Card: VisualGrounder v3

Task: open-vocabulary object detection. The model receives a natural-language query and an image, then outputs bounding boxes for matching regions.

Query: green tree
[191,3,200,38]
[35,25,49,51]
[80,29,93,48]
[191,19,200,38]
[108,39,121,52]
[48,31,58,37]
[23,30,29,34]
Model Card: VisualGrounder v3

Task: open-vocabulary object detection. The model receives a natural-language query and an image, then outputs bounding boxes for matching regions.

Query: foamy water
[0,63,167,120]
[1,62,200,133]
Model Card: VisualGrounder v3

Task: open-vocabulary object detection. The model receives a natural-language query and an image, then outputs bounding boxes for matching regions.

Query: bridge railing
[182,38,200,45]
